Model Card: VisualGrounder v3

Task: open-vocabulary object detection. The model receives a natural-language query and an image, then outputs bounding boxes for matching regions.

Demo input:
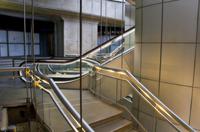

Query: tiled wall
[135,0,200,131]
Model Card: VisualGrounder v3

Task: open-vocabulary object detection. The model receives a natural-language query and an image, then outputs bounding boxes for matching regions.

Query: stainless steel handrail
[93,66,196,132]
[19,27,135,66]
[0,67,26,72]
[35,85,79,132]
[0,67,93,131]
[35,71,95,132]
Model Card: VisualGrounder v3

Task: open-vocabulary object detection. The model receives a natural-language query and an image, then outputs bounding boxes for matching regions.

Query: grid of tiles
[135,0,200,131]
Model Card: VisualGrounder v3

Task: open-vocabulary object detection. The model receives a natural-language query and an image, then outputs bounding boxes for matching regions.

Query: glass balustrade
[88,66,195,132]
[34,88,74,132]
[37,28,135,80]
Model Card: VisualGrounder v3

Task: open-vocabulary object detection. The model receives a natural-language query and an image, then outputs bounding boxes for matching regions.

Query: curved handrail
[93,66,196,132]
[44,47,134,84]
[19,26,135,66]
[36,59,96,81]
[34,71,95,132]
[35,85,80,132]
[0,67,80,132]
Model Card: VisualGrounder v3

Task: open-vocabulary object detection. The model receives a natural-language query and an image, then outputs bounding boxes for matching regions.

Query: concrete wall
[0,0,135,56]
[6,0,123,20]
[135,0,200,131]
[63,17,98,55]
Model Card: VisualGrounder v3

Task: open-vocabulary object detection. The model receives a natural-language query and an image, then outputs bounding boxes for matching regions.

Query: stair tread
[46,90,123,127]
[94,117,132,132]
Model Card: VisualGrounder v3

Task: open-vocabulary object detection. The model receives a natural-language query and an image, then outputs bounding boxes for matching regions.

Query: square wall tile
[156,119,177,132]
[143,0,162,7]
[197,7,200,43]
[160,82,192,123]
[141,79,159,96]
[190,88,200,130]
[140,80,158,116]
[139,112,156,132]
[163,0,198,42]
[135,8,142,42]
[142,4,162,42]
[194,45,200,88]
[161,44,195,86]
[141,44,161,80]
[133,44,141,77]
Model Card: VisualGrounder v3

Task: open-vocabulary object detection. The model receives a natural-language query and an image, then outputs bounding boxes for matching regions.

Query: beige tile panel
[190,88,200,130]
[141,79,159,96]
[159,82,192,123]
[194,45,200,88]
[156,119,177,132]
[139,112,156,132]
[141,44,161,80]
[163,0,198,42]
[139,79,159,116]
[161,44,195,86]
[142,4,162,42]
[135,8,142,43]
[133,44,141,77]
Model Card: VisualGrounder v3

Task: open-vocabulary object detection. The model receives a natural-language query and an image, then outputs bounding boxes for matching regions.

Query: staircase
[42,89,138,132]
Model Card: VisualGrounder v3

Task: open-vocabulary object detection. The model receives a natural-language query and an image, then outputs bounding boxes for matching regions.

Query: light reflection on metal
[27,70,94,132]
[34,82,80,132]
[29,73,82,132]
[94,65,196,132]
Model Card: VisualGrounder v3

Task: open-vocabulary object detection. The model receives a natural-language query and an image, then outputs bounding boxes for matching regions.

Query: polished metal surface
[36,85,79,132]
[0,67,26,72]
[34,71,95,132]
[93,66,196,132]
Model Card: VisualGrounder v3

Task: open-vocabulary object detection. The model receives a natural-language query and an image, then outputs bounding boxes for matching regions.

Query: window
[0,30,41,57]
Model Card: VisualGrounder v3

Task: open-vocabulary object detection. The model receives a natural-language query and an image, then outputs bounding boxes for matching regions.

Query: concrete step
[41,89,137,132]
[93,117,133,132]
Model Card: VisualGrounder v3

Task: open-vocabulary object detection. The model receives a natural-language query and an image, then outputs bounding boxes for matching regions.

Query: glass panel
[34,88,73,132]
[8,31,23,43]
[25,45,31,56]
[0,44,8,57]
[9,44,24,56]
[34,33,40,43]
[90,72,185,132]
[35,44,40,55]
[0,30,7,43]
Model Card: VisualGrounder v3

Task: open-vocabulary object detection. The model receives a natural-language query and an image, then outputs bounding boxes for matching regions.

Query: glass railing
[89,66,195,132]
[0,67,94,132]
[34,87,76,132]
[36,28,135,80]
[32,70,94,132]
[37,60,94,81]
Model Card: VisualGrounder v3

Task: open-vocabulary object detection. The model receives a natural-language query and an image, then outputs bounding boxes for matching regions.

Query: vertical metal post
[120,0,125,101]
[12,59,15,77]
[94,72,97,95]
[31,0,35,103]
[23,0,30,102]
[116,79,118,103]
[79,0,83,130]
